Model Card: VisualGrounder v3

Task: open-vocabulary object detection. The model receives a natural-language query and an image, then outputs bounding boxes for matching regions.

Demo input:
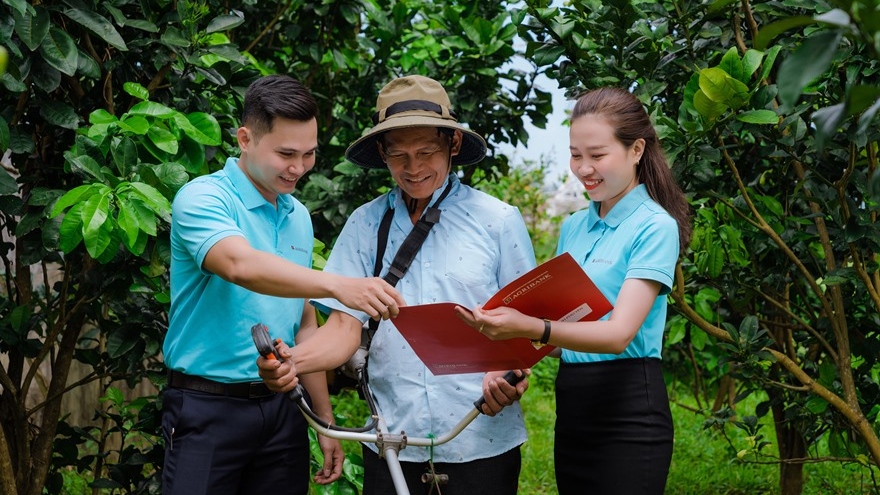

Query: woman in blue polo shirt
[457,86,692,495]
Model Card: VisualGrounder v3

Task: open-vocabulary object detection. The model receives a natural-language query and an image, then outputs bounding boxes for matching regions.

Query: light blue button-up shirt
[166,157,312,382]
[557,184,679,364]
[313,174,536,462]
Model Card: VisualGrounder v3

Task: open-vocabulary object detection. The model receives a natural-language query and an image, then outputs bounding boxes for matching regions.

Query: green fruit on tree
[0,46,7,76]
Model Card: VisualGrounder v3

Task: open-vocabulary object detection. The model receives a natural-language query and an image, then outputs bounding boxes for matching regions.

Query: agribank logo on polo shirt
[591,258,613,265]
[290,244,310,255]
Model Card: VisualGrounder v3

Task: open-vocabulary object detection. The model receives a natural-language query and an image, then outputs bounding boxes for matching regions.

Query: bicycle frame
[251,323,522,495]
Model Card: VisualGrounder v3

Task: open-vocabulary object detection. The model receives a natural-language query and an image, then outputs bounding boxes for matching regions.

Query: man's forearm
[290,310,361,374]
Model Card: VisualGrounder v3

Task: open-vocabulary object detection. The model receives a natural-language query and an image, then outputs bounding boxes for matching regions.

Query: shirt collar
[586,183,650,228]
[225,157,296,213]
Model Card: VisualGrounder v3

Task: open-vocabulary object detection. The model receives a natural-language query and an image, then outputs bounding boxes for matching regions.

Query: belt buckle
[248,381,273,399]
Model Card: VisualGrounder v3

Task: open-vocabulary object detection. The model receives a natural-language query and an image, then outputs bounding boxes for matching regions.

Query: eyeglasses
[382,146,447,167]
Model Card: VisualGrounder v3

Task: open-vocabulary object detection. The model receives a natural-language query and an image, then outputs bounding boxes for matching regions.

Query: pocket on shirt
[444,239,496,290]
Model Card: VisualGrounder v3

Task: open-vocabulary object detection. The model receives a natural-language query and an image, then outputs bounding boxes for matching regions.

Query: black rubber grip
[473,370,526,413]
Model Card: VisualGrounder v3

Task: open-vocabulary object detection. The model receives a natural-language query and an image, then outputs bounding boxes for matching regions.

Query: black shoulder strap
[374,178,454,285]
[365,178,454,336]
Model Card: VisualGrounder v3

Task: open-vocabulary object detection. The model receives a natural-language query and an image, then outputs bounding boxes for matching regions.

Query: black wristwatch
[531,318,551,349]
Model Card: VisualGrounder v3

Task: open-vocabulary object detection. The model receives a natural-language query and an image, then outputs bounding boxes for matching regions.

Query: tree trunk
[769,387,806,495]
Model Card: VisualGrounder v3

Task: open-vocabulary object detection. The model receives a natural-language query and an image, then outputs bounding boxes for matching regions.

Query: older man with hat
[260,75,536,493]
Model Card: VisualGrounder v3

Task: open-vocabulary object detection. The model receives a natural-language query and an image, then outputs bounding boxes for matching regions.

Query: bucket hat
[345,75,488,169]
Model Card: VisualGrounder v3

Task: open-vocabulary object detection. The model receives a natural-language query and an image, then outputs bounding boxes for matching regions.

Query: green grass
[58,371,879,495]
[516,360,879,494]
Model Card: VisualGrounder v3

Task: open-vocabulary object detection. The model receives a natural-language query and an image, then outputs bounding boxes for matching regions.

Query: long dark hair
[571,87,692,249]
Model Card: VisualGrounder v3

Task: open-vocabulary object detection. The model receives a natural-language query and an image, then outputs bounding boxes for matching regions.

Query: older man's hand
[478,369,530,416]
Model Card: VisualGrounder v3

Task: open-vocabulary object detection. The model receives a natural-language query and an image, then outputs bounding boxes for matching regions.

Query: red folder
[392,252,613,375]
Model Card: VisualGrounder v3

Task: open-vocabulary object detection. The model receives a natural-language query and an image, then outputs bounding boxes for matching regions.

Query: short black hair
[242,75,318,137]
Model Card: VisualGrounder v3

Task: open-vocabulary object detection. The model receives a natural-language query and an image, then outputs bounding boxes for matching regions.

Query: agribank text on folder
[392,252,613,375]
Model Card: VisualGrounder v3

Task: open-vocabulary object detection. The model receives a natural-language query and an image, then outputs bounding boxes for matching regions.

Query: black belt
[167,370,275,399]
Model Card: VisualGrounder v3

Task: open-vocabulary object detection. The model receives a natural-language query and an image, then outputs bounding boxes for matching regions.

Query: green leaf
[707,0,738,14]
[736,109,778,124]
[0,168,19,195]
[666,316,686,345]
[58,202,84,252]
[691,327,709,351]
[172,112,221,145]
[81,190,113,258]
[741,50,764,80]
[699,67,750,107]
[10,305,32,331]
[111,137,138,177]
[39,27,78,76]
[693,89,727,120]
[126,198,158,236]
[31,60,61,93]
[64,153,103,180]
[116,197,141,250]
[160,26,191,48]
[128,182,171,218]
[706,242,725,278]
[812,103,845,148]
[118,115,150,135]
[28,187,64,206]
[63,9,127,51]
[39,101,80,129]
[107,328,139,358]
[125,19,159,33]
[869,169,880,202]
[858,97,880,135]
[754,16,816,51]
[82,189,110,237]
[777,30,842,109]
[848,85,880,115]
[128,101,176,118]
[151,162,189,193]
[1,72,28,93]
[533,43,566,67]
[147,126,179,154]
[759,46,782,82]
[123,82,150,101]
[7,0,30,16]
[15,211,42,237]
[186,112,221,145]
[76,48,101,79]
[89,109,118,125]
[205,14,245,34]
[719,47,744,84]
[103,386,126,406]
[13,6,50,52]
[815,9,851,28]
[50,184,100,217]
[193,66,226,86]
[0,117,8,152]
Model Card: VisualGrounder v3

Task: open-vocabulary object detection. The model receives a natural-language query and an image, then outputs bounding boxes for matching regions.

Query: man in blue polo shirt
[259,75,535,495]
[162,75,404,495]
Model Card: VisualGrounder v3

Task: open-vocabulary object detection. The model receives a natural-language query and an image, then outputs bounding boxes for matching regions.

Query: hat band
[372,99,458,125]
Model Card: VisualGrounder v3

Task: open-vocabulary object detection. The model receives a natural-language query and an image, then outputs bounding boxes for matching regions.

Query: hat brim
[345,115,487,169]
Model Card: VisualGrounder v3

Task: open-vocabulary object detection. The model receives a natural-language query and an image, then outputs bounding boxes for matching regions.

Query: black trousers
[362,444,522,495]
[554,358,673,495]
[161,387,310,495]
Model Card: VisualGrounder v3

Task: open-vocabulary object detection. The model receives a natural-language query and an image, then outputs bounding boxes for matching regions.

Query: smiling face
[236,117,318,206]
[378,126,461,202]
[569,114,644,216]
